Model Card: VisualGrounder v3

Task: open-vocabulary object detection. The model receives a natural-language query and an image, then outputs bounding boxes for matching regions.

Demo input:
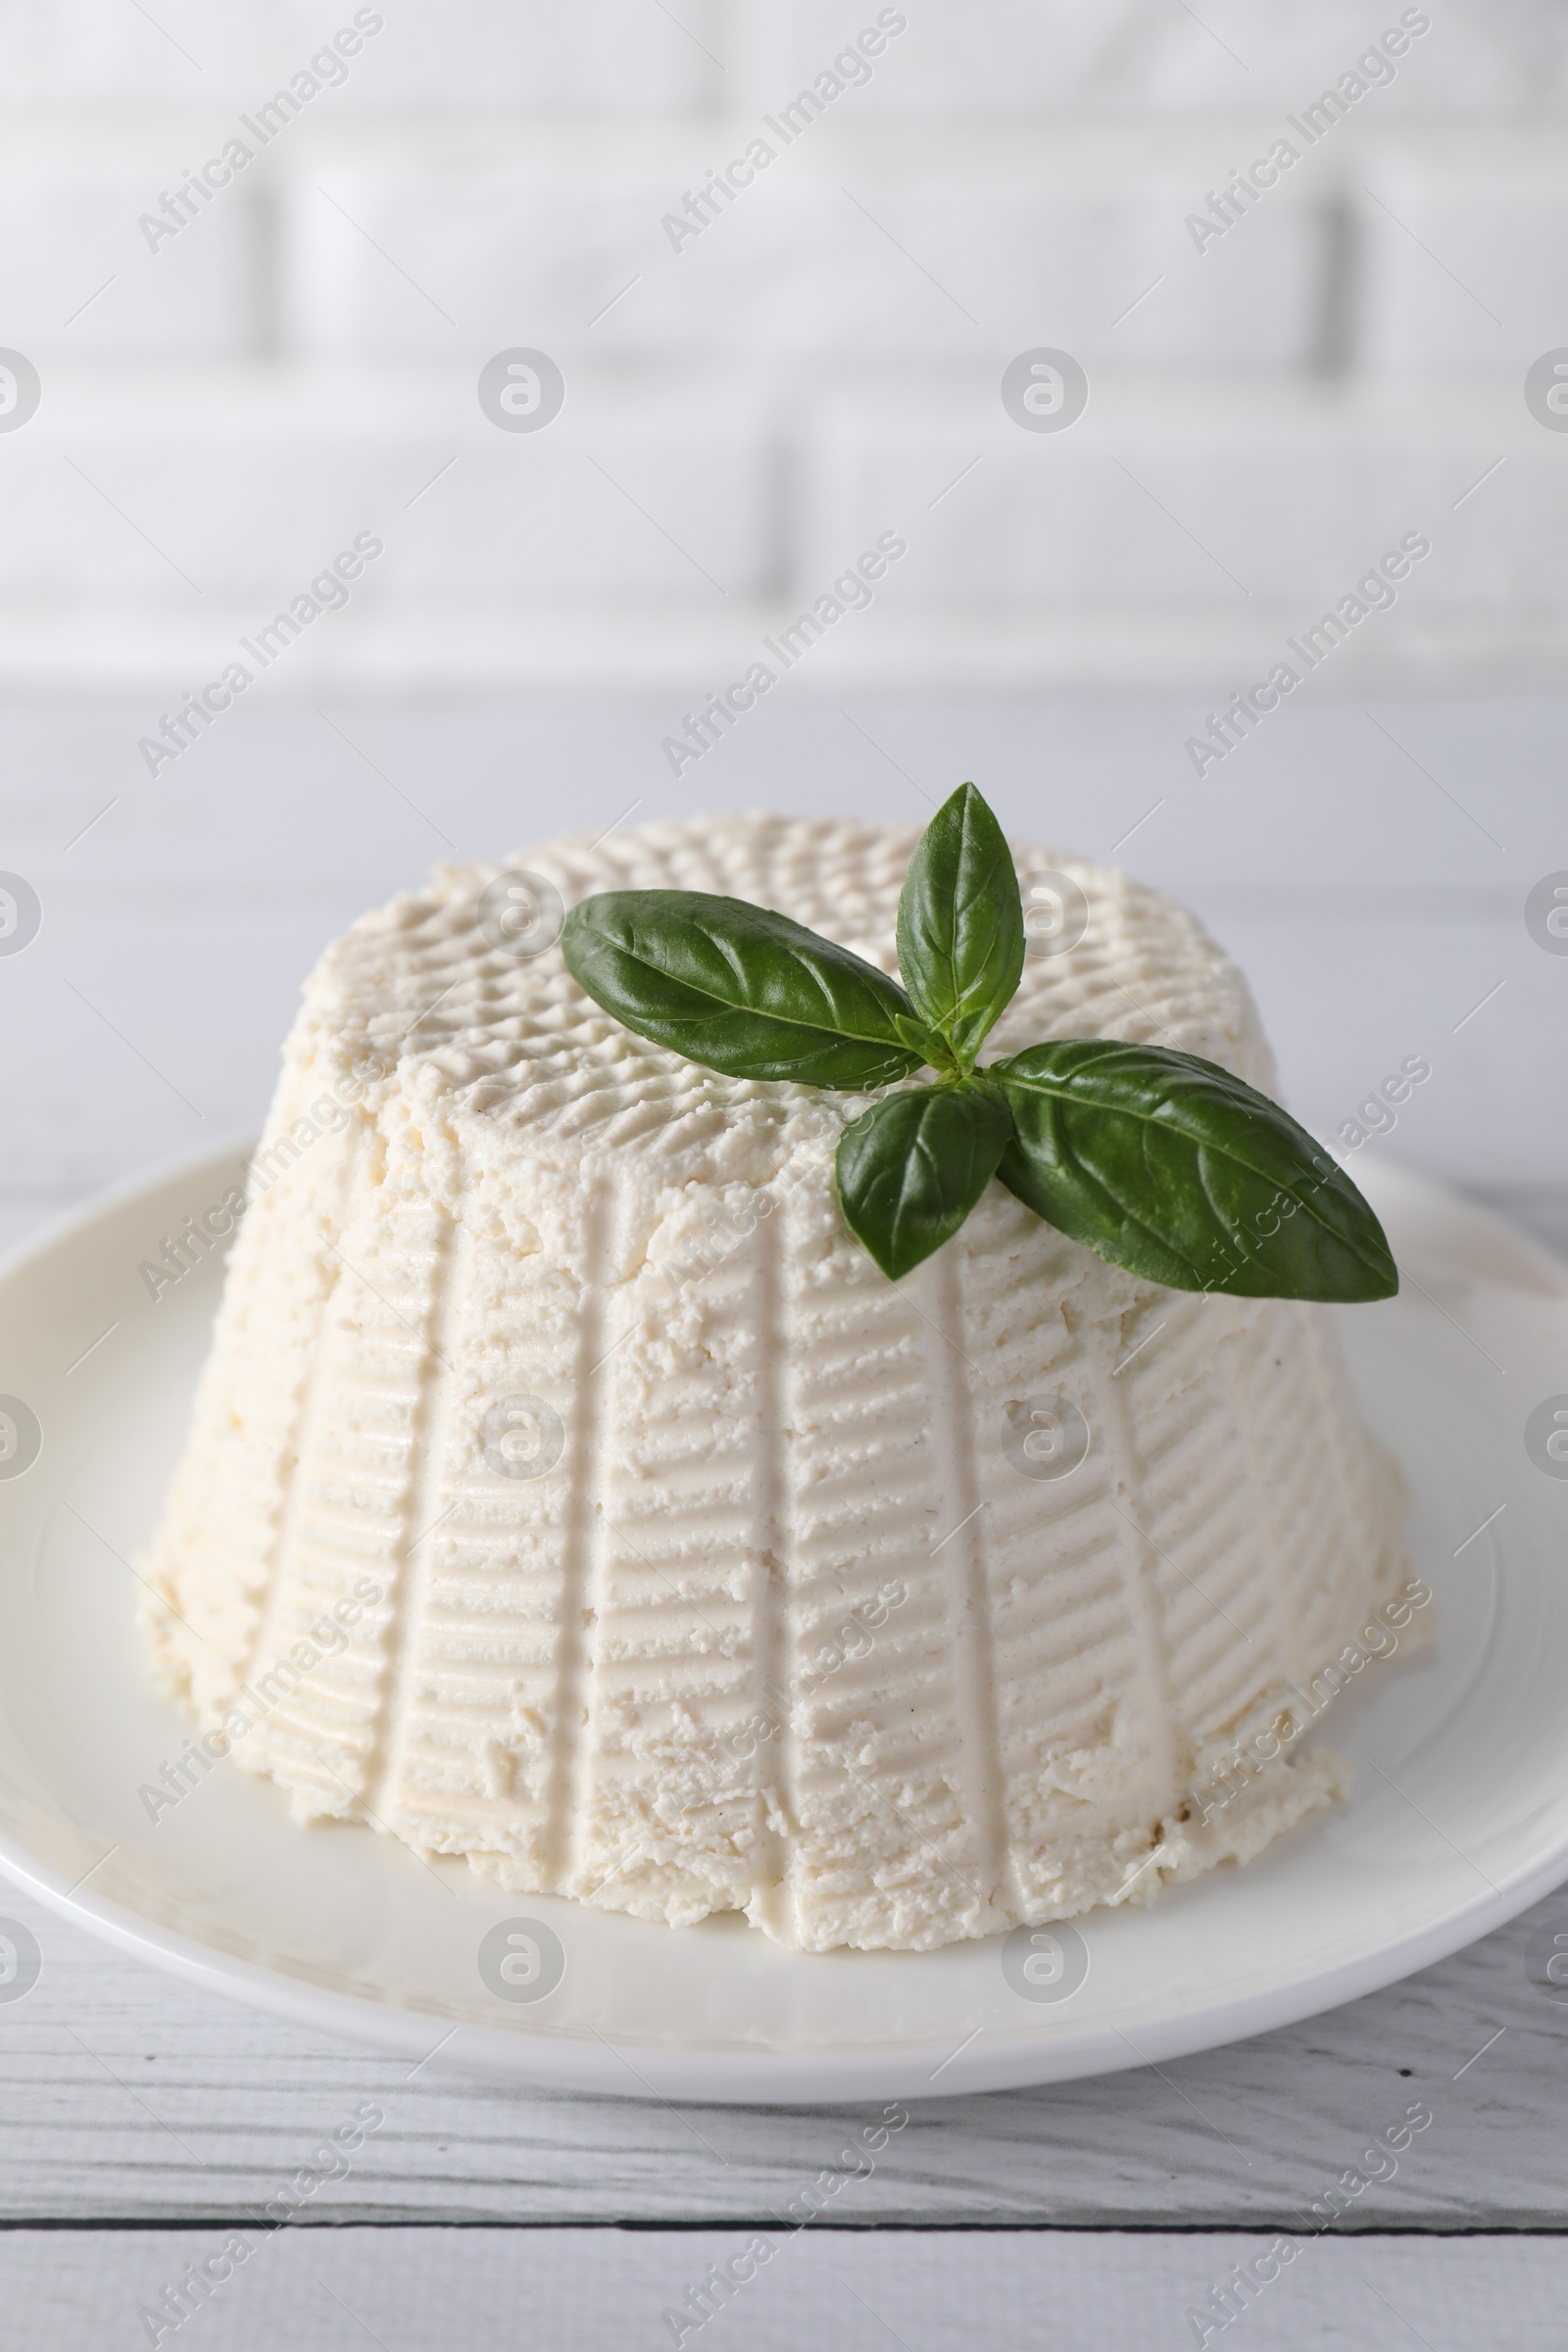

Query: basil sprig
[559,785,1396,1302]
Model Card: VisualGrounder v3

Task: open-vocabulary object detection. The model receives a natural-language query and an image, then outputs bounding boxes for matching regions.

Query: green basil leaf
[562,890,929,1089]
[896,782,1025,1070]
[836,1082,1015,1280]
[994,1040,1397,1302]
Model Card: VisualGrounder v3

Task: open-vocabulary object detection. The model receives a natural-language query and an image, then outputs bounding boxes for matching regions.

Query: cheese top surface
[304,809,1273,1200]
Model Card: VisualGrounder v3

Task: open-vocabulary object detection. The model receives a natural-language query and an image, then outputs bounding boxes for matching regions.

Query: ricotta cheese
[140,814,1409,1952]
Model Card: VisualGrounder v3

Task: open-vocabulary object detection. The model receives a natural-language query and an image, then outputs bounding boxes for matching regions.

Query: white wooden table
[0,695,1563,2347]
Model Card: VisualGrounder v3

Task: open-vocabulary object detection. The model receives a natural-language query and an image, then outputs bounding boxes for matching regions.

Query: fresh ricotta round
[140,813,1409,1952]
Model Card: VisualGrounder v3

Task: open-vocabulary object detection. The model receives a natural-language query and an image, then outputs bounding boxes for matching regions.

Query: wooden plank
[0,1881,1562,2226]
[0,2224,1563,2352]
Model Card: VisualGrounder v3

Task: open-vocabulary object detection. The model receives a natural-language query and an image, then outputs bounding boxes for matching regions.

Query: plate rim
[2,1141,1567,2105]
[2,1802,1565,2105]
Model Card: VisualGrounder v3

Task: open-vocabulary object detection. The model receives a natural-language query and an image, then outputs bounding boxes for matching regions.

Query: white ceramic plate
[0,1144,1565,2105]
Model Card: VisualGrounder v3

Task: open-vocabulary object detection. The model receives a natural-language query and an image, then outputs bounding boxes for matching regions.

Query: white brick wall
[0,0,715,110]
[0,0,1560,688]
[737,0,1568,112]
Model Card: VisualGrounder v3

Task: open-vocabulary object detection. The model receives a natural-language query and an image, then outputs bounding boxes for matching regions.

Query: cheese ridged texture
[140,813,1407,1952]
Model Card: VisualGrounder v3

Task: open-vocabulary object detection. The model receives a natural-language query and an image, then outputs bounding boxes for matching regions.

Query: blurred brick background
[0,0,1563,692]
